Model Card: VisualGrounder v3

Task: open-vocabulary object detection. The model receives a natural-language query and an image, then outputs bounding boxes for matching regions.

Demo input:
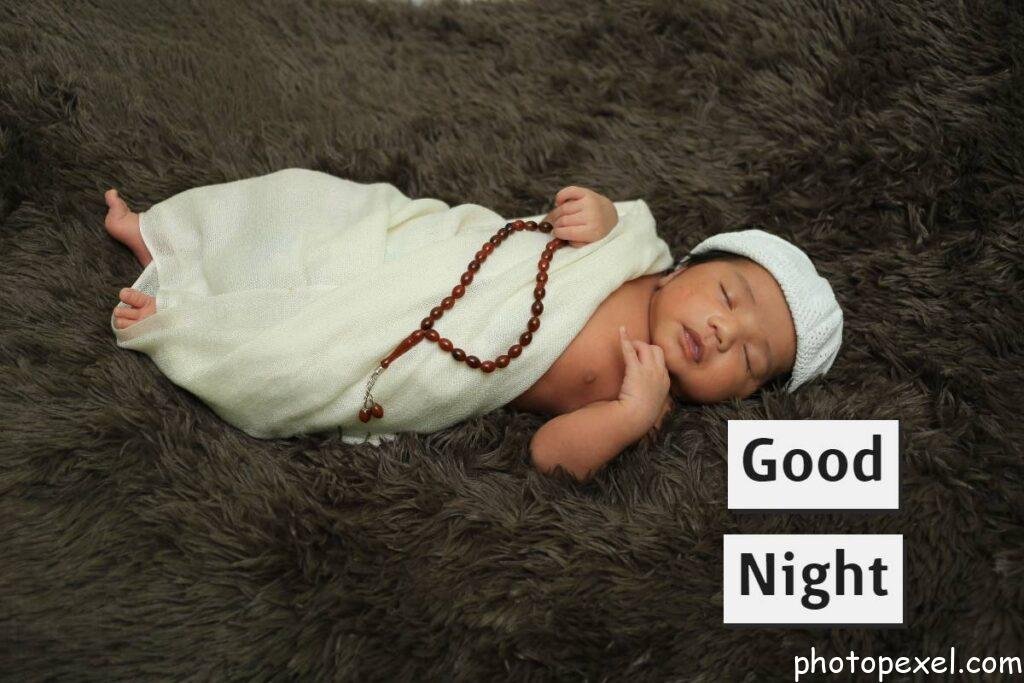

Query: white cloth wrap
[111,168,673,445]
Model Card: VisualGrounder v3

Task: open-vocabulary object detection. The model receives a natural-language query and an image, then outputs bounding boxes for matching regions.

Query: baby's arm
[529,399,649,481]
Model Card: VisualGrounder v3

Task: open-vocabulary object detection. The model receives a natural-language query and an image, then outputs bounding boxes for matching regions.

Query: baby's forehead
[694,258,792,312]
[723,256,774,283]
[689,255,752,276]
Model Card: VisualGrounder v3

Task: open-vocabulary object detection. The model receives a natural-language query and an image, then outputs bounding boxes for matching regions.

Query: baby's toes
[105,189,129,215]
[114,303,140,319]
[112,308,136,329]
[112,301,139,328]
[118,287,151,308]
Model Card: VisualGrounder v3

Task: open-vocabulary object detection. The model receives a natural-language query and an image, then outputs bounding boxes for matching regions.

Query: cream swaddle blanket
[111,168,673,445]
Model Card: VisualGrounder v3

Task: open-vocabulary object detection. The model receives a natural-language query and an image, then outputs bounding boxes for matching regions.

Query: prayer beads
[359,219,564,423]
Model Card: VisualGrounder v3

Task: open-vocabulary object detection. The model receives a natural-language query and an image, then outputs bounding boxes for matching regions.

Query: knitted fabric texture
[111,168,674,443]
[674,228,843,392]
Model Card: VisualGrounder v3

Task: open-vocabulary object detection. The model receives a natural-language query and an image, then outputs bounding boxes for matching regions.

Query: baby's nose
[708,319,736,350]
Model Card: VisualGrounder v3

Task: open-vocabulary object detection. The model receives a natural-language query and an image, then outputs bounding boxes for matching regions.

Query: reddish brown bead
[376,218,566,383]
[385,338,412,365]
[371,403,384,418]
[358,408,372,423]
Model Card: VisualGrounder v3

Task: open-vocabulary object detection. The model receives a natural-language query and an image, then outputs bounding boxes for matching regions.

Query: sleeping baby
[105,175,843,481]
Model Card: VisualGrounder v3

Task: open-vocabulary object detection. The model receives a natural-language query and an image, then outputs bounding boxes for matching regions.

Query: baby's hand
[541,186,618,247]
[616,326,671,431]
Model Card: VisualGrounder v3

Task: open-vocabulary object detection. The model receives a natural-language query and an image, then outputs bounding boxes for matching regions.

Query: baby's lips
[679,325,701,363]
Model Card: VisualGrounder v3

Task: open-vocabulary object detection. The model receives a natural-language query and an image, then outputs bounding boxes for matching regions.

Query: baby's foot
[104,189,152,267]
[112,287,157,329]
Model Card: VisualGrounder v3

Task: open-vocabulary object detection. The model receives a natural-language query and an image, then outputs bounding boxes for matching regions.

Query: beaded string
[358,219,563,423]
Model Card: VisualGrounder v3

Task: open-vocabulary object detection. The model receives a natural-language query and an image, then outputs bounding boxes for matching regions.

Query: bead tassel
[358,219,563,423]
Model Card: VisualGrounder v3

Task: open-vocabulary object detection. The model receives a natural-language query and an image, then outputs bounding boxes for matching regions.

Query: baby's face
[648,256,797,403]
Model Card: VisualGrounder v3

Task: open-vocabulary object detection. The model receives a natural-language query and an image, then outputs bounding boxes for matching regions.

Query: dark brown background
[1,0,1021,679]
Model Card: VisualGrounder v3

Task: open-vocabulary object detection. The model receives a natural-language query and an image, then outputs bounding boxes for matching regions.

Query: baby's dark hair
[665,248,793,391]
[671,247,748,271]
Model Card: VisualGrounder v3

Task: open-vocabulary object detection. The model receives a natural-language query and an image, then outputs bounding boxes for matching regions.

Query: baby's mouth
[680,325,702,362]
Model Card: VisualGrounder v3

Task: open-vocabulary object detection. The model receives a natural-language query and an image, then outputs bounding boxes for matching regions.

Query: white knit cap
[674,228,843,393]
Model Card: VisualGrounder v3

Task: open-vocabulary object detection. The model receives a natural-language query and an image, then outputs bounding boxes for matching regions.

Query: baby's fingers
[552,223,591,245]
[631,339,651,364]
[555,186,587,206]
[650,343,666,365]
[626,339,643,362]
[619,327,638,369]
[545,202,581,226]
[649,344,668,373]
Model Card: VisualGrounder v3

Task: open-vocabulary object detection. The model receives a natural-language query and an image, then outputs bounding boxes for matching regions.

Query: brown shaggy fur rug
[2,0,1022,678]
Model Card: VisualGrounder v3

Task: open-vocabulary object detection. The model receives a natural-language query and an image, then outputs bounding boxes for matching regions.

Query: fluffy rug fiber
[2,0,1022,678]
